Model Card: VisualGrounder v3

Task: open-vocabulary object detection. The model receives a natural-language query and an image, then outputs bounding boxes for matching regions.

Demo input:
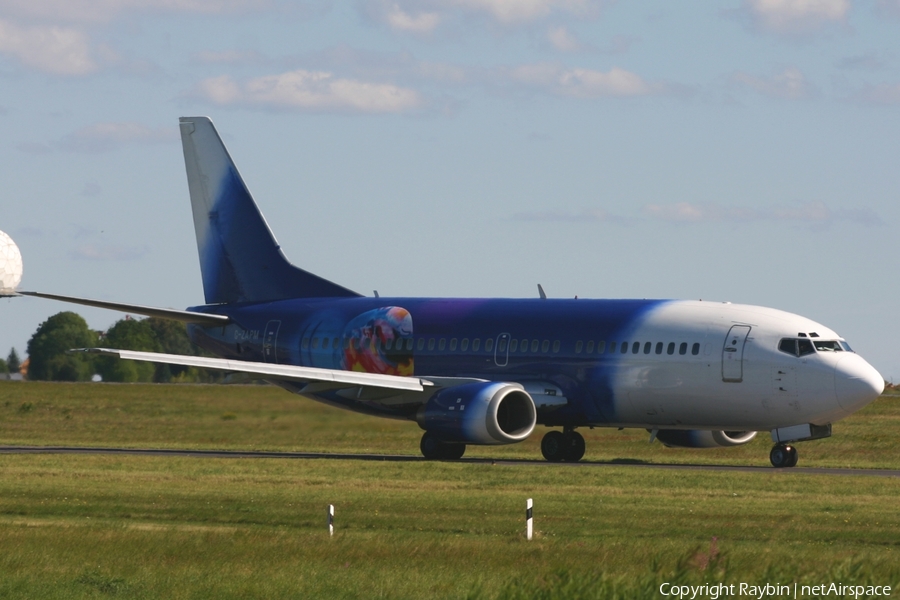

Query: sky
[1,0,899,382]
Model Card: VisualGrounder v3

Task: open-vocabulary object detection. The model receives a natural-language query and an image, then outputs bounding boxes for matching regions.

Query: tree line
[18,311,223,383]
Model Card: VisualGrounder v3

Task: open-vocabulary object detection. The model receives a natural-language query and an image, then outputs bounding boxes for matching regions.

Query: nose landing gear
[541,429,586,462]
[769,444,798,468]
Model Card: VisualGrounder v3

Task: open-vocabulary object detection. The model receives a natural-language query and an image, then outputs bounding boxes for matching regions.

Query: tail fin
[179,117,360,304]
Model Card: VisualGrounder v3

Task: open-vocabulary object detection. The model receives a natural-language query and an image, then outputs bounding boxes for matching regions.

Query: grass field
[1,381,899,598]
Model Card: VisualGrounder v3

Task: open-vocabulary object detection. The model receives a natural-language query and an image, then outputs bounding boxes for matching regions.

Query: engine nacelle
[416,382,537,445]
[655,429,757,449]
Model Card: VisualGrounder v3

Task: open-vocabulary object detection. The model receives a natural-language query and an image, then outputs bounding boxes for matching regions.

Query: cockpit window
[780,337,847,357]
[813,340,843,352]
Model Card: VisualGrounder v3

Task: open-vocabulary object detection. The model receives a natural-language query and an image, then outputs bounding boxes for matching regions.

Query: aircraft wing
[18,291,229,326]
[77,348,437,392]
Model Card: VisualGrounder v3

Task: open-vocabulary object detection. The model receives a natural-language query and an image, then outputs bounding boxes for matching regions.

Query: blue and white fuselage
[20,116,883,467]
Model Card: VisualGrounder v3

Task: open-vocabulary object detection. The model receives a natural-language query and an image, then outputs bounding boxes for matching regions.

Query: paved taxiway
[1,446,898,477]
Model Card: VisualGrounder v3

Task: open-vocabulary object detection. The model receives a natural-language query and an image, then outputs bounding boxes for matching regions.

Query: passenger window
[609,342,616,353]
[531,340,539,352]
[692,342,700,356]
[302,337,310,350]
[406,338,413,351]
[384,338,392,350]
[575,341,583,354]
[621,342,628,354]
[312,337,320,350]
[461,338,469,351]
[449,338,458,351]
[497,339,506,352]
[632,342,640,354]
[510,340,519,353]
[473,339,481,351]
[334,337,341,350]
[485,338,494,352]
[798,339,814,356]
[655,342,663,355]
[679,342,687,355]
[552,340,560,353]
[417,338,425,351]
[597,341,606,354]
[667,342,675,355]
[439,339,446,351]
[586,341,594,354]
[427,338,435,351]
[778,339,796,356]
[542,340,549,353]
[352,338,360,350]
[643,342,651,354]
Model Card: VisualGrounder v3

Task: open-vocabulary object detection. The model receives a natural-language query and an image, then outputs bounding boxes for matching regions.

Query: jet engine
[416,381,537,444]
[655,429,757,448]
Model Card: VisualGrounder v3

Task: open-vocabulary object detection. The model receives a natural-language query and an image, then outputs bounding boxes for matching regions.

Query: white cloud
[741,0,850,33]
[731,67,814,100]
[0,0,272,23]
[0,18,95,75]
[192,49,267,66]
[193,70,423,113]
[363,0,600,32]
[59,122,178,152]
[69,243,149,261]
[642,201,881,227]
[510,62,659,97]
[546,26,580,51]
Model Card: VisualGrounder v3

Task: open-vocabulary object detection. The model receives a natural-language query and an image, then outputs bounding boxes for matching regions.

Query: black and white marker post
[328,504,334,536]
[526,498,533,540]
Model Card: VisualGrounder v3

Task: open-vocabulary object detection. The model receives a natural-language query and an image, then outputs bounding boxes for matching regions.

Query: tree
[26,312,98,381]
[0,358,7,374]
[96,318,159,382]
[7,348,20,374]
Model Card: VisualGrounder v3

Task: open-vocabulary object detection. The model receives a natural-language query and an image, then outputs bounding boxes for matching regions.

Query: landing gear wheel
[564,431,586,462]
[770,444,798,468]
[420,432,466,460]
[541,430,567,462]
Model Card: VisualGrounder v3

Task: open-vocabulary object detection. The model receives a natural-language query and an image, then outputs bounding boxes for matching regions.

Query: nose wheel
[541,430,586,462]
[770,444,798,468]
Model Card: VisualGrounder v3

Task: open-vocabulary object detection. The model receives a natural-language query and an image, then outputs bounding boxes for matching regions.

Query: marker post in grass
[328,504,334,536]
[526,498,533,540]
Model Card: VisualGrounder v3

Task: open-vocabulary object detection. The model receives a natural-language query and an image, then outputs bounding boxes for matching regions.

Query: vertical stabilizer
[179,117,360,304]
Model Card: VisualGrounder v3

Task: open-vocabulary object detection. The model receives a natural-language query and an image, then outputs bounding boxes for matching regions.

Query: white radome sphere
[0,230,24,292]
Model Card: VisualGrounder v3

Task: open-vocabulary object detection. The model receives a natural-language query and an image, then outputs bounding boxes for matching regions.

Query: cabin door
[722,325,750,382]
[263,320,281,364]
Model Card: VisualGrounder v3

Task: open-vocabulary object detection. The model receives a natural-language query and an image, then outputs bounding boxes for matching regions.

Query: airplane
[15,116,884,468]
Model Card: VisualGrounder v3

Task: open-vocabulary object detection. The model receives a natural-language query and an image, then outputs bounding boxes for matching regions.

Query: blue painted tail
[179,117,360,304]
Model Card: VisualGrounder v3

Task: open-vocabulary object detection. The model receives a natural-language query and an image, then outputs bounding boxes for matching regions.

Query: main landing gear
[769,444,798,468]
[420,431,466,460]
[541,429,586,462]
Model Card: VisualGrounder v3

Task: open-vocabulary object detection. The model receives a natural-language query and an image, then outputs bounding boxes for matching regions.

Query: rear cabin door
[722,325,751,382]
[263,320,281,364]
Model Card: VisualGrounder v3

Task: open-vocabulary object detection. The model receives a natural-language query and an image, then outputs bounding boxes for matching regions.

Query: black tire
[541,430,567,462]
[420,432,443,460]
[770,444,793,468]
[785,445,798,468]
[442,444,466,460]
[564,431,586,462]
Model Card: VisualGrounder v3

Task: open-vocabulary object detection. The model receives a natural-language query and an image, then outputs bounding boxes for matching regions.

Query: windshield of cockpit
[778,337,853,357]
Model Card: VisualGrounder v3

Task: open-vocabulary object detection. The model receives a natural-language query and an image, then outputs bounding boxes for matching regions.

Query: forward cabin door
[722,325,751,382]
[263,320,281,364]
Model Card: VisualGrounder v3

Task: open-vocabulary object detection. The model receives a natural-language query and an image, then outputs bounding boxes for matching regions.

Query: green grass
[1,381,899,598]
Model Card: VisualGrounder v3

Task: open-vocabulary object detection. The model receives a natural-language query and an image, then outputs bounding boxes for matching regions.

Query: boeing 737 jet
[16,117,884,467]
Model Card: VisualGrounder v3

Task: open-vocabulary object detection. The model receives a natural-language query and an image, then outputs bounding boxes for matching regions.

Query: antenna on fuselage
[537,284,547,300]
[374,290,379,298]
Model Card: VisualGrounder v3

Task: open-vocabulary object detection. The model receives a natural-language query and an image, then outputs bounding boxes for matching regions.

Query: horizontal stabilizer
[19,291,229,326]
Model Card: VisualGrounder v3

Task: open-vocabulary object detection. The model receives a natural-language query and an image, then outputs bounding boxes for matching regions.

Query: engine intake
[416,382,537,445]
[655,429,757,449]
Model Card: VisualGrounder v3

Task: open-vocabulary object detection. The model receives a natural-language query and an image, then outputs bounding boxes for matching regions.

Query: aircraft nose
[834,354,884,413]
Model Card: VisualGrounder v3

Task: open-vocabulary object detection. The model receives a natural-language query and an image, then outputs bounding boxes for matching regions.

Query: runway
[2,445,899,477]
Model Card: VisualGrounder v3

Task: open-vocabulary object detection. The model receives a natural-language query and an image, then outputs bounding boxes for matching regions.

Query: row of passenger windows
[301,335,702,357]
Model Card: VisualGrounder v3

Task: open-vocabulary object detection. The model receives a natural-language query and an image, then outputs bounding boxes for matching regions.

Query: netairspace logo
[659,582,892,599]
